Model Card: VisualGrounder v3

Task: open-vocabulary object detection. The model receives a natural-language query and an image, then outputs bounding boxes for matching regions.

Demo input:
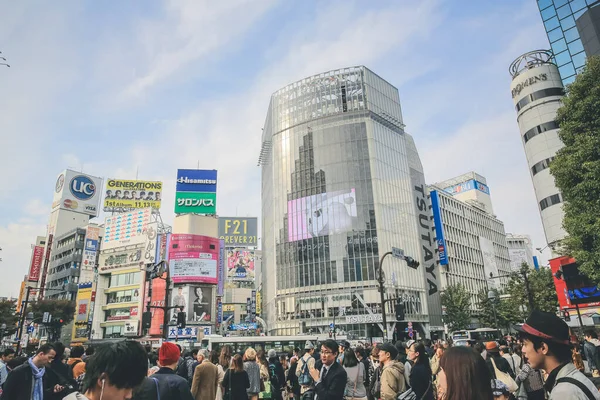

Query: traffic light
[405,257,420,270]
[563,310,571,322]
[395,302,405,321]
[177,312,186,329]
[142,312,152,329]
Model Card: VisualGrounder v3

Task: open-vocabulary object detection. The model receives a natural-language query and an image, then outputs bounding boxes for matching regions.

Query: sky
[0,0,553,298]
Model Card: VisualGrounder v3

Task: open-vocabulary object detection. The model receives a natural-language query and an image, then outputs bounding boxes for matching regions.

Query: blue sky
[0,0,552,297]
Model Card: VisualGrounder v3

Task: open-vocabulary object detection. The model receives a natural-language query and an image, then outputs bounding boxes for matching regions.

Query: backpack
[370,367,381,398]
[269,363,280,389]
[298,356,314,386]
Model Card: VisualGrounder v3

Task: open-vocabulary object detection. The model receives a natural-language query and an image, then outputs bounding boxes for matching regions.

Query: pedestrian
[378,342,406,400]
[133,341,194,400]
[183,349,200,386]
[291,348,300,364]
[191,349,219,400]
[491,379,511,400]
[6,356,27,372]
[2,343,66,400]
[430,346,443,379]
[0,348,15,386]
[510,344,523,372]
[82,346,94,362]
[308,339,347,400]
[243,347,261,400]
[68,345,87,379]
[517,310,600,399]
[484,342,515,380]
[286,354,301,400]
[342,348,367,400]
[499,346,519,376]
[257,350,270,383]
[296,341,316,400]
[62,340,149,400]
[406,342,434,400]
[584,329,600,378]
[354,346,371,389]
[367,346,381,400]
[573,345,585,372]
[223,354,250,400]
[209,350,225,400]
[403,340,415,381]
[268,349,286,400]
[514,354,545,400]
[436,346,493,400]
[337,341,351,365]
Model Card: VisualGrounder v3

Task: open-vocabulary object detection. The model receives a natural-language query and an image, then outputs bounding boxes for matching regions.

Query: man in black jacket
[308,339,348,400]
[268,349,286,400]
[3,343,66,400]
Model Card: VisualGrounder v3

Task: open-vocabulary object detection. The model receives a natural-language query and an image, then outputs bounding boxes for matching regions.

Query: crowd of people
[2,310,600,399]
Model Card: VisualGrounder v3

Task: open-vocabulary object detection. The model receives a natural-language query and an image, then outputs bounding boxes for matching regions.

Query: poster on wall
[188,285,213,322]
[170,285,189,321]
[479,237,500,288]
[227,249,255,280]
[287,188,357,241]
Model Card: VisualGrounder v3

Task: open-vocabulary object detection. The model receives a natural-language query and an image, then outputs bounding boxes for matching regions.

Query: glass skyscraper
[259,66,443,339]
[537,0,600,84]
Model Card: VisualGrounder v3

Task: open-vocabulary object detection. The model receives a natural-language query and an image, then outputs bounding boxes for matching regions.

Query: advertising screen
[52,169,103,217]
[227,249,255,280]
[218,217,258,246]
[28,245,44,282]
[169,234,220,284]
[188,285,213,322]
[170,285,189,321]
[103,208,154,250]
[550,256,600,308]
[287,188,357,241]
[149,273,167,336]
[104,179,163,211]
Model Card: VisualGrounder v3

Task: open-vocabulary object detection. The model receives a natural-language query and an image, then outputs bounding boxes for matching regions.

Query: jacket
[486,354,515,380]
[314,361,348,400]
[269,358,286,391]
[408,363,433,400]
[134,367,195,400]
[296,353,316,393]
[547,363,600,400]
[584,339,600,370]
[244,361,262,395]
[67,358,86,379]
[191,361,219,400]
[380,361,406,400]
[2,362,60,400]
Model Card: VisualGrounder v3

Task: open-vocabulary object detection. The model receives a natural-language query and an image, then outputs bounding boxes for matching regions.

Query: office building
[429,183,512,318]
[259,66,443,340]
[537,0,600,84]
[509,50,567,250]
[506,234,536,271]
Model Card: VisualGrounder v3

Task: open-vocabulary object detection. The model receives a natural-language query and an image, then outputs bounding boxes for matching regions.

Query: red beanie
[159,342,180,366]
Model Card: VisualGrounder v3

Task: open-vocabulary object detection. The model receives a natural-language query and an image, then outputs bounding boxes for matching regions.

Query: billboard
[227,249,255,280]
[149,273,167,336]
[169,234,220,284]
[170,285,189,321]
[52,169,103,217]
[188,285,213,322]
[479,237,500,288]
[83,226,100,269]
[103,208,154,250]
[550,256,600,308]
[218,217,258,246]
[72,283,93,340]
[287,188,357,241]
[508,248,529,272]
[175,169,217,215]
[443,179,490,196]
[430,190,448,265]
[28,245,44,282]
[104,179,163,210]
[218,239,225,296]
[98,248,144,274]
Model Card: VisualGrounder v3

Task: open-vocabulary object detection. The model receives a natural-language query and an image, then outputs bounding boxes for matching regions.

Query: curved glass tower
[259,66,443,339]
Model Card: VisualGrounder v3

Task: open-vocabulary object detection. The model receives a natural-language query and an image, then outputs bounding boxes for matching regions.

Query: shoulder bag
[490,358,518,392]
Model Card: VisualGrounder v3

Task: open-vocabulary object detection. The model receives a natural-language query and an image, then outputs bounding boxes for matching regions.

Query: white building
[434,172,494,216]
[429,180,511,318]
[509,50,567,251]
[505,234,535,272]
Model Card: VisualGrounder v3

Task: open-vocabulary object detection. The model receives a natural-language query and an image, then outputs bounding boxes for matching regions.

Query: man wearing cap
[517,310,600,399]
[378,343,406,400]
[135,342,194,400]
[297,341,316,399]
[484,341,515,380]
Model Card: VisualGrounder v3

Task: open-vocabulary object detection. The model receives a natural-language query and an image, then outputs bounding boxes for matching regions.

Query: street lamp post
[487,290,499,329]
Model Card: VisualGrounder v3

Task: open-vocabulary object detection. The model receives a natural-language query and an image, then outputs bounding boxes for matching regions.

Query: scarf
[28,357,45,400]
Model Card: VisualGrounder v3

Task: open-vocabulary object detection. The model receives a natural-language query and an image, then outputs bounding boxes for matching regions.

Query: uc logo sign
[70,175,96,200]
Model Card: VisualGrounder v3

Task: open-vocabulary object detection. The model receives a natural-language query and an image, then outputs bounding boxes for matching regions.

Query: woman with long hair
[407,342,434,400]
[437,346,493,400]
[256,349,270,382]
[343,348,367,400]
[220,345,233,372]
[212,350,226,400]
[244,348,262,400]
[223,354,250,400]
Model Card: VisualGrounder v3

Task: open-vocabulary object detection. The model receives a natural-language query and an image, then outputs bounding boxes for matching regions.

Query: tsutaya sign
[511,73,548,98]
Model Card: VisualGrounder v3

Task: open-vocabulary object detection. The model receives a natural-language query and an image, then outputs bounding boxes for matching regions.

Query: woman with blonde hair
[244,348,262,400]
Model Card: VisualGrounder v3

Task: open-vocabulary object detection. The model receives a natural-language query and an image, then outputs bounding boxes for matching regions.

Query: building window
[106,289,140,304]
[523,121,559,143]
[531,157,555,175]
[516,88,564,112]
[108,272,140,288]
[539,193,563,211]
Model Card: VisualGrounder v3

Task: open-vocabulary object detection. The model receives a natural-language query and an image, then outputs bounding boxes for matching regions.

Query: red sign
[169,234,220,284]
[550,256,600,309]
[130,306,139,317]
[149,273,167,336]
[28,246,44,282]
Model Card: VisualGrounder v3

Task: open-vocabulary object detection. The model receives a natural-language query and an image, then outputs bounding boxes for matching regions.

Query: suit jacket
[314,361,348,400]
[2,362,59,400]
[191,361,219,400]
[133,367,194,400]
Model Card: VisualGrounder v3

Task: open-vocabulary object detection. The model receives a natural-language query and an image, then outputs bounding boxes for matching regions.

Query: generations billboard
[287,188,357,241]
[218,217,258,246]
[174,169,217,215]
[52,169,103,217]
[28,245,44,282]
[103,179,163,211]
[227,249,255,280]
[169,234,220,284]
[103,208,154,250]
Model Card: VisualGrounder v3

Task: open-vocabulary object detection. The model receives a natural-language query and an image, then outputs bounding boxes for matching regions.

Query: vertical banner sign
[216,296,223,325]
[251,290,256,322]
[149,274,167,336]
[28,246,44,282]
[218,239,225,296]
[429,191,448,266]
[246,298,251,322]
[256,291,262,316]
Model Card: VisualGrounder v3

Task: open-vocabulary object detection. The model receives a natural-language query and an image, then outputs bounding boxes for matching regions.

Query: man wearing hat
[296,341,316,399]
[337,340,350,365]
[516,310,600,399]
[378,343,406,400]
[484,341,515,380]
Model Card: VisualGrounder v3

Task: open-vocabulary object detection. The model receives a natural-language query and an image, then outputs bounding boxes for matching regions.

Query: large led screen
[287,188,357,241]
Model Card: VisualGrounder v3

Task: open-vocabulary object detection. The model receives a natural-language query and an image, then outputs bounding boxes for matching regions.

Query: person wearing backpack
[584,329,600,378]
[296,341,316,400]
[68,346,86,379]
[268,349,286,400]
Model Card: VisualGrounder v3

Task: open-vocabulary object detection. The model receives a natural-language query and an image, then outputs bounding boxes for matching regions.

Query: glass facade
[261,67,436,339]
[537,0,600,84]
